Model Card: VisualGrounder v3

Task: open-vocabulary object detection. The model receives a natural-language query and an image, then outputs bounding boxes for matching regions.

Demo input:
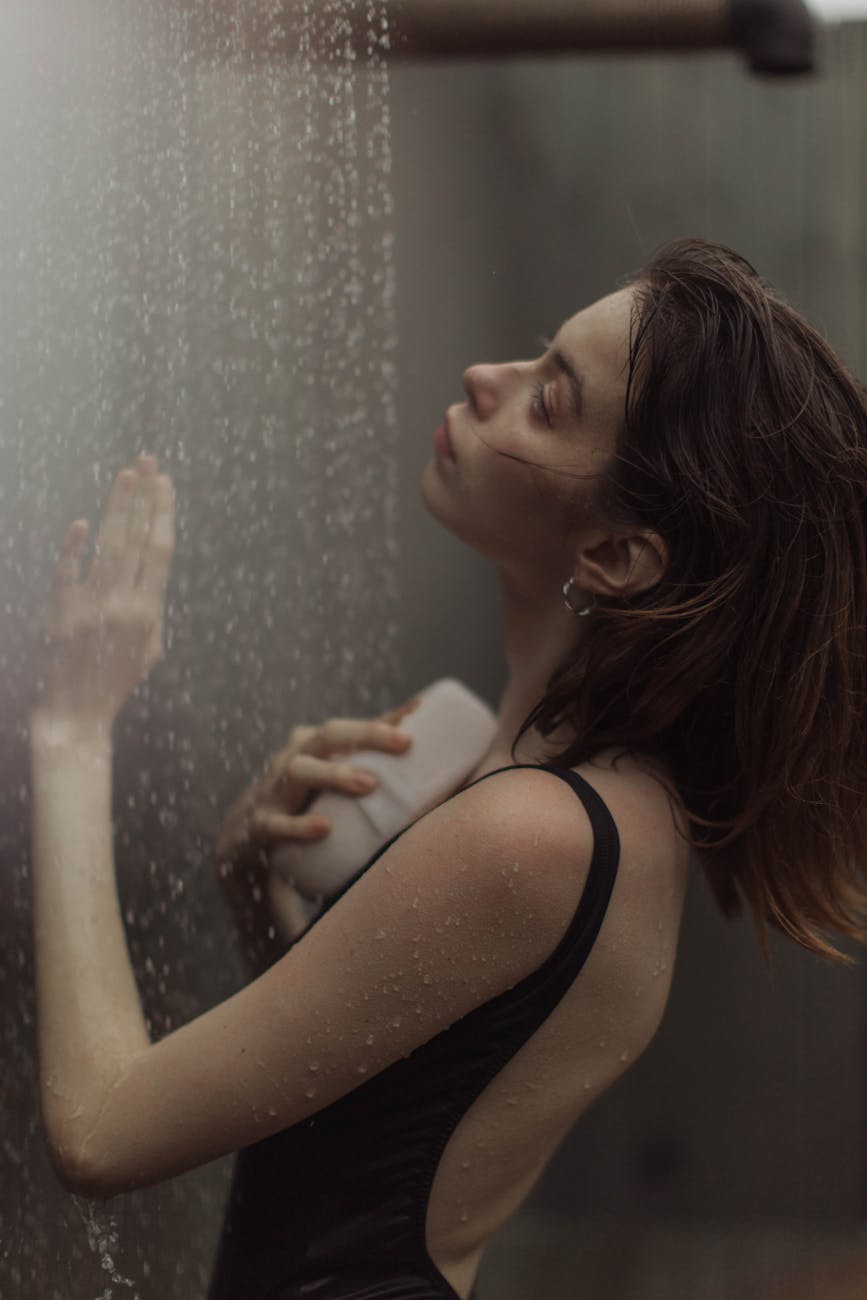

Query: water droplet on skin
[391,1016,402,1028]
[598,1040,607,1049]
[308,1061,320,1072]
[460,1160,471,1169]
[620,1048,629,1062]
[366,1033,375,1045]
[267,1106,277,1116]
[374,929,386,940]
[634,987,642,997]
[422,973,432,984]
[305,1087,317,1099]
[356,1063,368,1075]
[459,1212,469,1223]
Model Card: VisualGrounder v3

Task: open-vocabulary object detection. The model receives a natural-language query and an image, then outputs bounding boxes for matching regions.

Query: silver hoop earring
[562,577,594,617]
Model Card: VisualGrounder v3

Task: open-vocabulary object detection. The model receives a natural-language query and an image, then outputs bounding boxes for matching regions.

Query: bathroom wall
[0,6,864,1296]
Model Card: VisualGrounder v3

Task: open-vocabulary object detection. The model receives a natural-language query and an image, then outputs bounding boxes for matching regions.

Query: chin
[419,464,496,560]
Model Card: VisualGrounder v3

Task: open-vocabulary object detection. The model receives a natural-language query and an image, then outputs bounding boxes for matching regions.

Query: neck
[484,568,589,766]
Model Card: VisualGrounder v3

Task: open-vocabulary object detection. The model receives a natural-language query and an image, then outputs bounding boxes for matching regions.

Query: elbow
[44,1117,119,1200]
[47,1135,113,1200]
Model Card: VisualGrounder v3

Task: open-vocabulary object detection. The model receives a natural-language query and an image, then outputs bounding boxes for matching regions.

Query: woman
[29,238,867,1300]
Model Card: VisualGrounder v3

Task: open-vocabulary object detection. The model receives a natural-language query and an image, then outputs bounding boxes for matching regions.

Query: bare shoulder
[412,766,600,961]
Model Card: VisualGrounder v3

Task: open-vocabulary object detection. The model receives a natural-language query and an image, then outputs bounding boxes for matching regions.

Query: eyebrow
[539,334,585,422]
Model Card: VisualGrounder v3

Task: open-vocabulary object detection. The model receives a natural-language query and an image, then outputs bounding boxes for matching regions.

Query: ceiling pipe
[206,0,818,77]
[384,0,818,75]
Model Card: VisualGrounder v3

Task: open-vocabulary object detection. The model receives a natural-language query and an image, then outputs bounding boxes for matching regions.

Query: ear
[574,529,667,599]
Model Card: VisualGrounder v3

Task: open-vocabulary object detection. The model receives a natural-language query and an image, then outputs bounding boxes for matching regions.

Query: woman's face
[421,285,636,596]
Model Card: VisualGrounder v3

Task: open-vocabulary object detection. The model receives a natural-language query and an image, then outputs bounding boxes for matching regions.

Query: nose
[462,363,505,420]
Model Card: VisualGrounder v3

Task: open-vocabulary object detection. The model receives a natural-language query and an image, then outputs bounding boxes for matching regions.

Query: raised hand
[34,454,175,730]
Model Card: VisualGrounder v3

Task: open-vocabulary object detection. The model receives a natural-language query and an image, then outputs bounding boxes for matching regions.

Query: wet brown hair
[512,237,867,964]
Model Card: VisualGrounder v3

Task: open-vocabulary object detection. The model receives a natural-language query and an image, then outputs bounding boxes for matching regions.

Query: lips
[443,411,456,459]
[434,412,456,461]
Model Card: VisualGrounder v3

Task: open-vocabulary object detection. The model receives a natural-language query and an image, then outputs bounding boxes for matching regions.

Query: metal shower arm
[377,0,817,76]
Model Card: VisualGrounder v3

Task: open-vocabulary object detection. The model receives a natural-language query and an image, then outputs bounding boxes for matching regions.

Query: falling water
[0,0,401,1293]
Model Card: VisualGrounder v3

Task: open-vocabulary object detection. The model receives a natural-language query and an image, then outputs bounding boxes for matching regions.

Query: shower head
[730,0,817,73]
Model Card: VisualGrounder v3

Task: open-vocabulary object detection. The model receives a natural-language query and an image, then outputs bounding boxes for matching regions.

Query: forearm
[217,855,290,977]
[216,792,294,976]
[28,712,151,1166]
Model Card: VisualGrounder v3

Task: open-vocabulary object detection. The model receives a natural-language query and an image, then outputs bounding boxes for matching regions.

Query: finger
[119,456,159,587]
[138,474,175,600]
[54,520,90,591]
[312,717,413,756]
[275,751,380,798]
[48,520,90,639]
[380,697,422,725]
[250,808,330,843]
[87,468,136,594]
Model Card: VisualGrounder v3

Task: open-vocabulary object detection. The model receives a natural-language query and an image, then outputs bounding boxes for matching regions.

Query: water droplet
[459,1212,469,1223]
[308,1061,320,1072]
[356,1063,368,1075]
[619,1048,629,1063]
[391,1016,402,1028]
[305,1086,317,1099]
[374,928,387,940]
[365,1033,375,1045]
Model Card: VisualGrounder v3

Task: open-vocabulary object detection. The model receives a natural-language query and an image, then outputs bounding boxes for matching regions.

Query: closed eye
[532,334,556,427]
[531,381,552,427]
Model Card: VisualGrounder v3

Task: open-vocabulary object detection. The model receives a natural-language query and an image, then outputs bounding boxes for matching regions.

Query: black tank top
[207,763,621,1300]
